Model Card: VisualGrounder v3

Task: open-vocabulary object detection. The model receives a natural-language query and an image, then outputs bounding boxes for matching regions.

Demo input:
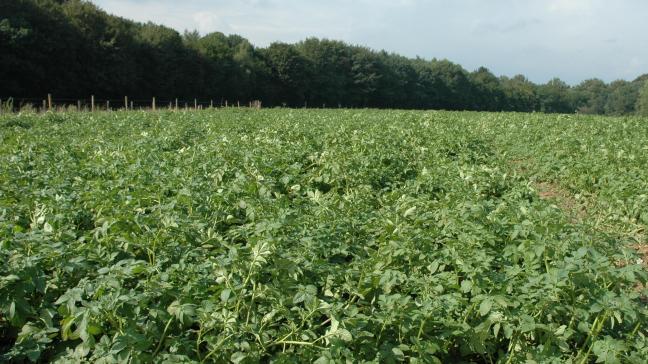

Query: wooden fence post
[91,95,95,112]
[210,100,213,108]
[47,93,52,111]
[130,101,133,110]
[77,100,81,111]
[194,98,197,110]
[42,99,46,111]
[225,100,228,108]
[125,96,128,110]
[152,97,156,111]
[106,100,110,110]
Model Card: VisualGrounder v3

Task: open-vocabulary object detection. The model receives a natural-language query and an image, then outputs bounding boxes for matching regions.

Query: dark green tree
[572,79,608,114]
[262,42,310,106]
[349,47,382,107]
[0,0,84,97]
[296,38,352,107]
[425,59,475,110]
[470,67,505,111]
[375,53,420,108]
[1,0,646,115]
[538,78,573,113]
[605,80,639,116]
[500,75,537,112]
[634,81,648,116]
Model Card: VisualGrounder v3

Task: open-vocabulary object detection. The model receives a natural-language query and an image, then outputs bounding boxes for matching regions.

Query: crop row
[1,110,646,362]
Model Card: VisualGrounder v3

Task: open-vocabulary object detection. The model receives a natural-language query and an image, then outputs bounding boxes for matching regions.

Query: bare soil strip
[509,157,647,293]
[533,181,587,223]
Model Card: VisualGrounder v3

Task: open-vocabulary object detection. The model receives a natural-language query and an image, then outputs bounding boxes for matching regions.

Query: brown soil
[509,158,586,222]
[510,159,529,174]
[630,244,648,266]
[533,181,586,223]
[630,244,648,295]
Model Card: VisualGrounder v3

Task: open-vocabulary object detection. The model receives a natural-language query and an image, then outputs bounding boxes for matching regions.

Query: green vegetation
[1,0,647,114]
[636,81,648,116]
[1,109,647,362]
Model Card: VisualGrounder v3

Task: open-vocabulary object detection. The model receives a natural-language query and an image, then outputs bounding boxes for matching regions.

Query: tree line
[2,0,648,115]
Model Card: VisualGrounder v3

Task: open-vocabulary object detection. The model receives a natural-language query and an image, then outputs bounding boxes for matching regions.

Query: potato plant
[0,109,647,363]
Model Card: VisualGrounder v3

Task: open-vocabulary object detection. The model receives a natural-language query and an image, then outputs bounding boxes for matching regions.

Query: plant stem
[153,317,174,357]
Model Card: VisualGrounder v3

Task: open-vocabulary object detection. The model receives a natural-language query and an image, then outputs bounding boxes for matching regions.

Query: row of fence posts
[1,94,262,112]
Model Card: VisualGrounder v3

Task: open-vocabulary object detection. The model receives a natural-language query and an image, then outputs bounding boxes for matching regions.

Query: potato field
[1,109,647,363]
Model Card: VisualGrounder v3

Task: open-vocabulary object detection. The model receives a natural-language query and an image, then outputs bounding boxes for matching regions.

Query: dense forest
[2,0,648,115]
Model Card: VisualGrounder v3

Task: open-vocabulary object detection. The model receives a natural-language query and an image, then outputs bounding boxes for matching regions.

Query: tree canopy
[1,0,647,114]
[636,81,648,116]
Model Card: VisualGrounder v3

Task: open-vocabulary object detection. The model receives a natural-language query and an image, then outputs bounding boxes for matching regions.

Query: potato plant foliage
[0,109,647,363]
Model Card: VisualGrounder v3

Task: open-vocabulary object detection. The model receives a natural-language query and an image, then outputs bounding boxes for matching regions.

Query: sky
[90,0,648,85]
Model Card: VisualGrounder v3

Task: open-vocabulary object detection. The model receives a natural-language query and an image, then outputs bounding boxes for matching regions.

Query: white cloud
[548,0,593,13]
[192,11,230,34]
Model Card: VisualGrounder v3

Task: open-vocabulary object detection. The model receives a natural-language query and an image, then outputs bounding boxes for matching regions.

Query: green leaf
[231,351,247,363]
[493,323,501,338]
[519,315,536,333]
[336,328,352,342]
[220,289,231,302]
[392,347,405,360]
[592,337,625,364]
[479,300,493,316]
[403,206,417,218]
[460,280,473,293]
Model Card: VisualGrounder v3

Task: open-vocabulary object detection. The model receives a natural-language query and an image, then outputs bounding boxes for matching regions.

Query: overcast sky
[90,0,648,84]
